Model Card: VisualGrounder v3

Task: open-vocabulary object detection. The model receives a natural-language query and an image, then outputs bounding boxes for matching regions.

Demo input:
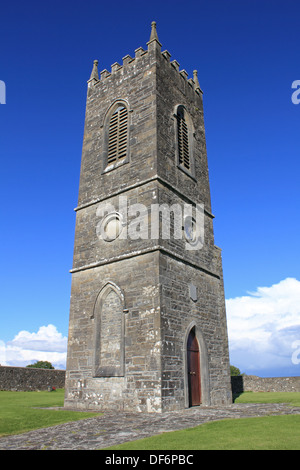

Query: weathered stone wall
[156,46,212,214]
[65,252,162,412]
[159,252,232,410]
[76,41,157,212]
[0,366,65,391]
[155,42,232,410]
[232,375,300,394]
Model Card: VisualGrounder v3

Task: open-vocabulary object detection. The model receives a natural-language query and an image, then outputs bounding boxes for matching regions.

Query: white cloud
[226,277,300,376]
[0,325,67,369]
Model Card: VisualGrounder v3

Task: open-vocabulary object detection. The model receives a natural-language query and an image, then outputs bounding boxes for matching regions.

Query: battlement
[88,21,203,95]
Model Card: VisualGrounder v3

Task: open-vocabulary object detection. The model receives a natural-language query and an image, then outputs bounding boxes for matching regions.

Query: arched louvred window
[106,104,128,167]
[177,106,190,170]
[175,105,195,178]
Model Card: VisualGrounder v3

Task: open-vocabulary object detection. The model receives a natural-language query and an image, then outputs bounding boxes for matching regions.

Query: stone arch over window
[174,105,195,178]
[183,321,210,406]
[91,282,125,377]
[102,100,130,173]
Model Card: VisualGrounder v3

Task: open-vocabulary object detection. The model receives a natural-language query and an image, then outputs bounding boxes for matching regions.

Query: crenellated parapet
[88,21,203,95]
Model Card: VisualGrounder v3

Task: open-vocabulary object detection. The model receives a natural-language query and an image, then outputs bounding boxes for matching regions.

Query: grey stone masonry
[64,22,232,413]
[232,375,300,394]
[0,366,65,391]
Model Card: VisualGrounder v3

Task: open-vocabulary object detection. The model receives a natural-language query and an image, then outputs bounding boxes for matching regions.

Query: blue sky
[0,0,300,377]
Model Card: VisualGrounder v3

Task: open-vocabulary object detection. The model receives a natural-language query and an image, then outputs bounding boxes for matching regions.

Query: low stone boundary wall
[231,375,300,394]
[0,366,65,391]
[1,366,299,395]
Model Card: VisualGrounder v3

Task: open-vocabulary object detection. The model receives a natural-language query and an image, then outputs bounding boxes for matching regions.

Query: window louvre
[177,109,190,170]
[107,106,128,164]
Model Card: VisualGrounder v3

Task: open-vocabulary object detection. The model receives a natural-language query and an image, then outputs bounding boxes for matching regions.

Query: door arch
[183,322,210,407]
[187,327,201,406]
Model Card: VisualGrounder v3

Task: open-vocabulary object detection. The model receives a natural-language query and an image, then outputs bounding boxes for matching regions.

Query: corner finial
[89,60,99,82]
[148,21,161,46]
[193,70,202,92]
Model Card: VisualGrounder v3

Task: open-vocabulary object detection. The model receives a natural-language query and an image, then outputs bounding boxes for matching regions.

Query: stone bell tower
[64,22,232,412]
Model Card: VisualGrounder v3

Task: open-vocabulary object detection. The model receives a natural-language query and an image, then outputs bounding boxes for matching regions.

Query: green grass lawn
[0,389,101,437]
[105,414,300,450]
[233,391,300,407]
[105,392,300,450]
[1,390,300,449]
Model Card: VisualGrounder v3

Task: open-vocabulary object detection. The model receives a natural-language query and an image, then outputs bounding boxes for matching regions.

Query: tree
[230,365,242,376]
[26,361,54,369]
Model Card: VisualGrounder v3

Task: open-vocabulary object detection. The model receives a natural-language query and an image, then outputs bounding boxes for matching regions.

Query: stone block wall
[0,366,65,391]
[65,251,162,413]
[231,375,300,394]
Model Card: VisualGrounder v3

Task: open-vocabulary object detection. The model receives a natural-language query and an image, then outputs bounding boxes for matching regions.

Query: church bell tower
[64,22,232,412]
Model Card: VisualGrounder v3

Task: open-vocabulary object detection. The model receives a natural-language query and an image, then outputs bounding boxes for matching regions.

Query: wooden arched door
[187,328,201,406]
